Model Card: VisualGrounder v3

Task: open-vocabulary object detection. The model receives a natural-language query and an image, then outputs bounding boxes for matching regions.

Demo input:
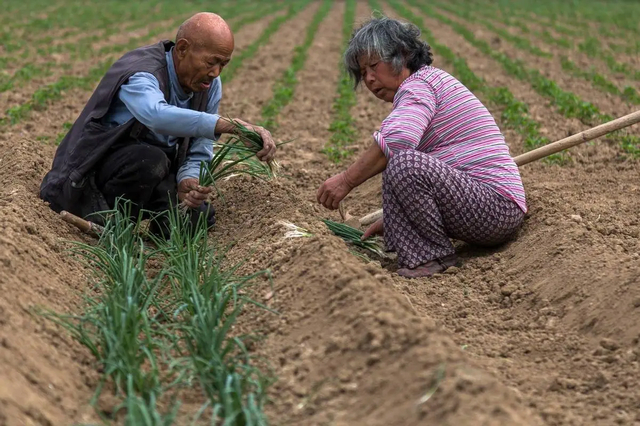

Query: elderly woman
[317,17,527,278]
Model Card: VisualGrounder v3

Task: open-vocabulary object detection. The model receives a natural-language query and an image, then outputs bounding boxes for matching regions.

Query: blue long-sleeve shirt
[102,48,222,183]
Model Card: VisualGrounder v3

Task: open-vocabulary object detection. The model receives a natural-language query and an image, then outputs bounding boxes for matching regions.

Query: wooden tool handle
[513,109,640,166]
[60,210,93,232]
[60,210,104,236]
[359,110,640,226]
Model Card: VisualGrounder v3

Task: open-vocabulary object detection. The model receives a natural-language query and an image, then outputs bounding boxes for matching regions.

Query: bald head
[172,12,234,93]
[176,12,234,51]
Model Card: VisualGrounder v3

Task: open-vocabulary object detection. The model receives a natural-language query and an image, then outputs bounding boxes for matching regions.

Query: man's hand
[362,218,383,239]
[317,172,354,210]
[178,178,212,209]
[233,118,276,162]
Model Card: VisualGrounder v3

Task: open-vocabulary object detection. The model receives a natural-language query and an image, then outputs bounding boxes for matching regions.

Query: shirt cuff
[196,113,222,141]
[177,163,201,184]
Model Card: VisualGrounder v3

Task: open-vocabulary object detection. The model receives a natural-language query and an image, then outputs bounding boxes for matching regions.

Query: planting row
[0,1,284,95]
[411,0,639,157]
[432,1,640,104]
[259,0,333,130]
[322,0,358,163]
[0,1,292,127]
[473,0,640,41]
[48,202,272,424]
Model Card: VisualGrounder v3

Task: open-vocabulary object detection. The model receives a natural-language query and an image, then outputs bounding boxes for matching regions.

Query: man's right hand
[178,178,212,209]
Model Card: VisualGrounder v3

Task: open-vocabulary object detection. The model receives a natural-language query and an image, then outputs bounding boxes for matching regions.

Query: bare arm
[343,142,388,187]
[317,142,388,210]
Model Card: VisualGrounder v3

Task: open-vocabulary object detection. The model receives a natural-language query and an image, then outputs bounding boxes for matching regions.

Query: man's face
[174,38,233,93]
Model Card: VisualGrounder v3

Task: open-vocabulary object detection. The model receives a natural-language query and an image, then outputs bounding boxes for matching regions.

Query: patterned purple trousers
[383,150,525,269]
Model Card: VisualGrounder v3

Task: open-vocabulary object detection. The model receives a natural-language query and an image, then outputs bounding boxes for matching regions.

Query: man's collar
[166,47,193,101]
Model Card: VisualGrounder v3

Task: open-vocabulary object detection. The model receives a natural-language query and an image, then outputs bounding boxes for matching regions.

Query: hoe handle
[60,210,104,236]
[514,109,640,166]
[359,110,640,226]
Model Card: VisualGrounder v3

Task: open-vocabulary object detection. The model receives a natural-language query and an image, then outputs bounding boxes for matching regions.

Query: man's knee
[135,145,171,183]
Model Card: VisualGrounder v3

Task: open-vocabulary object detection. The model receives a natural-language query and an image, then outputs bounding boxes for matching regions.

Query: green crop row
[260,0,333,130]
[463,0,639,54]
[384,0,558,159]
[578,37,640,81]
[1,1,290,127]
[322,0,358,163]
[221,0,311,84]
[0,0,269,93]
[434,1,640,105]
[415,0,639,157]
[486,0,640,38]
[45,201,273,424]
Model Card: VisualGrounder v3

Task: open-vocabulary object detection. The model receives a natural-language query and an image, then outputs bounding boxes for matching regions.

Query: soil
[1,1,640,425]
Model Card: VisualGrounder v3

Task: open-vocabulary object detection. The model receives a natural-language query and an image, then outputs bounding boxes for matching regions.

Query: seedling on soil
[322,219,387,258]
[278,220,313,239]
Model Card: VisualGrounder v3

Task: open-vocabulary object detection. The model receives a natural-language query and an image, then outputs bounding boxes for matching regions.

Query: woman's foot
[397,254,458,278]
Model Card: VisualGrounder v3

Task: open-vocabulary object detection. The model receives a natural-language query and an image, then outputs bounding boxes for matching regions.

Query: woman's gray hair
[344,16,433,88]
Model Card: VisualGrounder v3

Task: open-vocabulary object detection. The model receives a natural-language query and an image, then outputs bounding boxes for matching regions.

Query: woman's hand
[362,218,383,239]
[178,178,212,209]
[317,172,354,210]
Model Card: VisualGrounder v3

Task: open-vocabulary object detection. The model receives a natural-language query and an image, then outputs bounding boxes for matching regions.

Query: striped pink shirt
[374,66,527,213]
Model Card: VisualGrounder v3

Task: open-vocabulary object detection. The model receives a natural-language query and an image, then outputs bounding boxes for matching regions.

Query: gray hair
[344,16,433,88]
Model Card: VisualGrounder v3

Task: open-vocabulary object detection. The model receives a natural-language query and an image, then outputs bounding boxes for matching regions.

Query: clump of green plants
[198,118,279,190]
[322,219,387,258]
[151,205,273,424]
[43,197,276,423]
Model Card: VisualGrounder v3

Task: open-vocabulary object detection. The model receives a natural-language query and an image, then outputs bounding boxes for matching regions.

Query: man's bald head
[176,12,234,51]
[172,12,234,93]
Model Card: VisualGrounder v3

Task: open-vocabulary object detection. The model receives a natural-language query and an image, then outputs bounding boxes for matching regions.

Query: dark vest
[40,40,210,218]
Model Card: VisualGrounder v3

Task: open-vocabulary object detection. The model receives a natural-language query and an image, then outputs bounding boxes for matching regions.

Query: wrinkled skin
[171,13,276,208]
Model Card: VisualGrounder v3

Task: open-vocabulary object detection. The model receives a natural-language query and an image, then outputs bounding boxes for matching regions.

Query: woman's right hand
[362,218,383,239]
[317,172,354,210]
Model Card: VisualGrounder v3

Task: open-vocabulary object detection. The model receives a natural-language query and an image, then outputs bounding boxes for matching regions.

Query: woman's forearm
[343,142,388,188]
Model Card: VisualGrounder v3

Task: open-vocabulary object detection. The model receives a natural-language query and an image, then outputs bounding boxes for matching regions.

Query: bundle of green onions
[321,219,387,258]
[198,117,282,187]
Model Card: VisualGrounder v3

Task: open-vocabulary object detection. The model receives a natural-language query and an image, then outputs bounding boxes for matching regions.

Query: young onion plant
[198,118,280,188]
[322,219,388,258]
[150,203,274,425]
[42,200,177,422]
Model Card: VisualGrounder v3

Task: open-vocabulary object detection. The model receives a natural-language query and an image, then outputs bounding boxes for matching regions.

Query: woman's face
[359,56,410,102]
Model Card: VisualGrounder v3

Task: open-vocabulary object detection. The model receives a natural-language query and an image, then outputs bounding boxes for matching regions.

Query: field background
[1,0,639,424]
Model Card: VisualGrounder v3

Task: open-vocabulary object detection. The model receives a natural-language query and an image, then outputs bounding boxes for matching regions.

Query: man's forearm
[343,142,388,188]
[214,117,239,135]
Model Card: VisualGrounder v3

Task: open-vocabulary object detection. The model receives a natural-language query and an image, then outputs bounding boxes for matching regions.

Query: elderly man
[40,13,276,236]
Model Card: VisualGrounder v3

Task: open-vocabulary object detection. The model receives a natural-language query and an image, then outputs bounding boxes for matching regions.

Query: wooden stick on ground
[60,210,104,237]
[359,110,640,226]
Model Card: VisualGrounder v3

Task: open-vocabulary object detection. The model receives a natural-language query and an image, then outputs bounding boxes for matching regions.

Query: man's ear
[175,38,190,59]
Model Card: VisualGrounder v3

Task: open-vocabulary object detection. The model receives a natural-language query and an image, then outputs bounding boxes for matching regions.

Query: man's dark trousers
[94,141,215,237]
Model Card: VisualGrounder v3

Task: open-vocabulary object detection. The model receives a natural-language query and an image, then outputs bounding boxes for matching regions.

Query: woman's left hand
[317,172,354,210]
